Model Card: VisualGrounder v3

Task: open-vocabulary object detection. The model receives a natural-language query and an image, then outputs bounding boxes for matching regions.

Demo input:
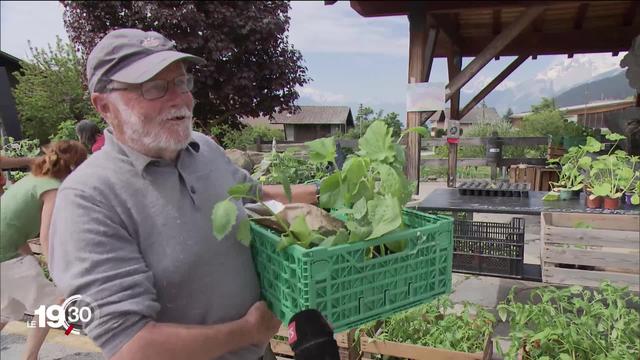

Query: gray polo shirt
[49,130,263,359]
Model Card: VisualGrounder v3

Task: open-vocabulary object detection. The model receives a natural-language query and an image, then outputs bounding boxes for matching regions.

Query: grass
[421,166,491,181]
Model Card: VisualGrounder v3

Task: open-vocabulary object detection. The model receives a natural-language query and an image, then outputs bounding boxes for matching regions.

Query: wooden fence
[247,136,552,187]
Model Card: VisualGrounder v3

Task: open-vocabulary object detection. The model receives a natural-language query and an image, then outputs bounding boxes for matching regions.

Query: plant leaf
[400,126,428,138]
[277,233,296,251]
[236,218,252,246]
[289,215,312,246]
[306,137,336,164]
[212,199,238,240]
[278,172,292,203]
[558,354,572,360]
[228,183,253,197]
[346,221,372,243]
[632,194,639,205]
[353,197,368,219]
[582,136,602,152]
[497,305,508,322]
[367,195,402,239]
[605,133,625,141]
[357,121,395,163]
[319,172,345,209]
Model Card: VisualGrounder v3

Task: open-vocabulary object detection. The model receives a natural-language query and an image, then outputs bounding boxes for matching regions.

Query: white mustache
[159,107,193,121]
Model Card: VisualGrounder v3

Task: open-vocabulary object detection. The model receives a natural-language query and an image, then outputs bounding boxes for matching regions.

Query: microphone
[288,309,340,360]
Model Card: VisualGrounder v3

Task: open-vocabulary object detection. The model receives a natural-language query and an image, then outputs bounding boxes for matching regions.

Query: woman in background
[75,119,104,153]
[0,140,87,360]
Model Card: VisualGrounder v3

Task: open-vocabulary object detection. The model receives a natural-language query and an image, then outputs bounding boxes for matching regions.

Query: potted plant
[549,137,601,200]
[589,152,638,210]
[627,181,640,206]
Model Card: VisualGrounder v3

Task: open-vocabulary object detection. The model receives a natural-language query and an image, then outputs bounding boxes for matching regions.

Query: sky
[1,1,628,121]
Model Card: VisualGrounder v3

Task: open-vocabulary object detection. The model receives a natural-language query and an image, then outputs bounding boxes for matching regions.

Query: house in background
[240,105,354,142]
[509,99,635,129]
[426,105,501,131]
[0,50,24,139]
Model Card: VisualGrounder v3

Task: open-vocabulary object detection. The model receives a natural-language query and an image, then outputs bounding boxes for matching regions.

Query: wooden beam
[447,53,462,120]
[349,1,573,17]
[448,27,638,57]
[430,13,463,50]
[492,9,502,35]
[423,26,439,82]
[573,3,588,30]
[459,55,528,119]
[406,13,436,192]
[623,1,638,26]
[445,6,544,100]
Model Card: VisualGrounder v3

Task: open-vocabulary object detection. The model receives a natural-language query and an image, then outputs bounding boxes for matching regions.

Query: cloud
[1,1,68,59]
[536,53,627,91]
[289,1,408,56]
[297,86,348,104]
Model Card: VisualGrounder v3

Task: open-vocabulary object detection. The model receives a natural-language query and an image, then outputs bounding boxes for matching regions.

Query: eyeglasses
[106,74,194,100]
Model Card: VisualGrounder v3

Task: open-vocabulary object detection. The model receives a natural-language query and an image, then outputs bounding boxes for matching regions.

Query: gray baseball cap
[87,28,205,93]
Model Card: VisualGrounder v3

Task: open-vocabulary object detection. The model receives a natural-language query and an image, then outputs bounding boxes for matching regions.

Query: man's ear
[91,93,109,115]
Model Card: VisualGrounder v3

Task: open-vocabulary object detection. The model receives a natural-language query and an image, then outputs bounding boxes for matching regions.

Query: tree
[12,37,98,143]
[61,1,310,131]
[502,107,514,121]
[520,97,592,146]
[344,105,403,139]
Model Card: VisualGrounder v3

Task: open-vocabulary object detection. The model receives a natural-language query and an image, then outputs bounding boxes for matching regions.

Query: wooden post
[487,132,502,181]
[448,142,458,188]
[447,50,462,188]
[255,136,262,152]
[406,13,437,194]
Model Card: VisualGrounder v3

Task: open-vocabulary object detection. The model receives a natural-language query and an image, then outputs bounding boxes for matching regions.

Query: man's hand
[262,184,318,205]
[243,301,281,345]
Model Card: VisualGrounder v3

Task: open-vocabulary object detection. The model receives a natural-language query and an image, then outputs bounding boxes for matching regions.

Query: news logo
[27,294,99,335]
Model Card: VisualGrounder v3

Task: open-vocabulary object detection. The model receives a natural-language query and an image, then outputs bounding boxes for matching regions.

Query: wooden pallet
[360,334,492,360]
[541,212,640,292]
[270,326,358,360]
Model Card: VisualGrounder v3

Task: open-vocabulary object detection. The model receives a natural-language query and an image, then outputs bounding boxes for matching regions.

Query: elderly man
[49,29,317,360]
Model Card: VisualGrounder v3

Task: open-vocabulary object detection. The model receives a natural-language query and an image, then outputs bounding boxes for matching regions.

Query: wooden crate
[509,165,538,187]
[360,334,492,360]
[534,168,558,192]
[541,212,640,292]
[509,165,558,191]
[270,326,357,360]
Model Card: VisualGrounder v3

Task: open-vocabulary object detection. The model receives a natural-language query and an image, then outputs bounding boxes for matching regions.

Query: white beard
[110,94,194,153]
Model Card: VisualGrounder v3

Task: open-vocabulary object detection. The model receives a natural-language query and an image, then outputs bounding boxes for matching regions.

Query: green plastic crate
[250,209,453,332]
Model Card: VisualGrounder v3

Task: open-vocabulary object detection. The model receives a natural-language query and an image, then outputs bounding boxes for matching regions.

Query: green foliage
[1,137,41,183]
[496,282,640,359]
[252,148,330,185]
[434,120,538,159]
[49,118,106,142]
[421,166,491,181]
[2,137,41,158]
[359,296,495,353]
[519,97,593,146]
[340,104,403,140]
[210,124,284,150]
[12,37,98,143]
[586,134,640,199]
[212,121,425,250]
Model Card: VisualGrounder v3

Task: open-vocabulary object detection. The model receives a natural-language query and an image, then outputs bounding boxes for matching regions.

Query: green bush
[210,123,284,150]
[12,37,98,143]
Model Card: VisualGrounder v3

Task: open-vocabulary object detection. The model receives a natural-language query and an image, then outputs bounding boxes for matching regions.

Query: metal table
[412,188,640,216]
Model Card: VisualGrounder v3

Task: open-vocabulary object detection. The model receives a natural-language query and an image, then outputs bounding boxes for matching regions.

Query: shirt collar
[103,128,200,175]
